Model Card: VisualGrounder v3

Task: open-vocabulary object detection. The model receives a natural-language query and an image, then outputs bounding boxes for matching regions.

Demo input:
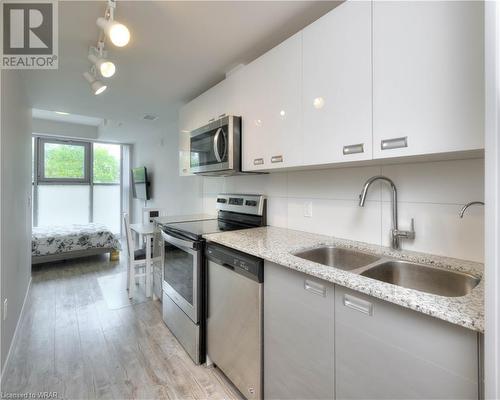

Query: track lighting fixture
[88,52,116,78]
[96,0,130,47]
[83,71,107,95]
[96,17,130,47]
[83,0,130,96]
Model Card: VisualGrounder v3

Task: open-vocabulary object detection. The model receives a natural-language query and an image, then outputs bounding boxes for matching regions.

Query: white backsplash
[202,158,485,262]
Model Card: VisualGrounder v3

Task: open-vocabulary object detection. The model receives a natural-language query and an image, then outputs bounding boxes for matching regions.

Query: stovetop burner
[159,194,266,241]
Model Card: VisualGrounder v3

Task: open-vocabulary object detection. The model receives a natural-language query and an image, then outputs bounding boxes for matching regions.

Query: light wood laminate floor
[1,255,240,400]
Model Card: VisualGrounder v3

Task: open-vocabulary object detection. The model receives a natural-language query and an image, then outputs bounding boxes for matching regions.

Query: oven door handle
[161,231,196,252]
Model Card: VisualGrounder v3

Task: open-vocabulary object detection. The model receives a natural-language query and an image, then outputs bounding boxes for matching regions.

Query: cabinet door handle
[253,158,264,166]
[304,280,326,297]
[343,143,364,155]
[271,155,283,163]
[343,294,373,316]
[381,136,408,151]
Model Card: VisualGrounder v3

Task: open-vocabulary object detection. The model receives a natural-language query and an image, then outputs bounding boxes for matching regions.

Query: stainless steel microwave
[190,115,241,176]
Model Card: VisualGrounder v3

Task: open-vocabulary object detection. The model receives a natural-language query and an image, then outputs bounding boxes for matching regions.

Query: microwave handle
[213,128,227,162]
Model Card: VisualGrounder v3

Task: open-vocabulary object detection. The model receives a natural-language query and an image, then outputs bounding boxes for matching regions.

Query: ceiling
[22,1,339,127]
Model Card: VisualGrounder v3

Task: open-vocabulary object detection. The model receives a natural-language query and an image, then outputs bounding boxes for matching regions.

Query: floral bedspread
[32,223,121,257]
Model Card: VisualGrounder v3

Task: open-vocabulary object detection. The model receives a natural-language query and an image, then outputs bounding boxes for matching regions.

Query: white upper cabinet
[178,100,196,176]
[302,1,372,165]
[194,81,227,127]
[179,0,485,176]
[216,74,242,118]
[180,80,229,133]
[178,80,229,176]
[240,33,303,171]
[372,1,484,159]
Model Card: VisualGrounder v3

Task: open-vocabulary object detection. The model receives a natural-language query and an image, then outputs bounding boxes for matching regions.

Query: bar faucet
[459,201,484,218]
[358,175,415,250]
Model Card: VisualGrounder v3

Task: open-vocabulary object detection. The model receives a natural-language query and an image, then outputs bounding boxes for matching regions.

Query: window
[33,137,123,234]
[38,185,90,226]
[92,143,121,233]
[93,143,120,183]
[38,138,90,183]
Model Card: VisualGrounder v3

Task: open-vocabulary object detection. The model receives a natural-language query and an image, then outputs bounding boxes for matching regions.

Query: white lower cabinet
[335,286,480,400]
[263,264,481,400]
[264,261,335,400]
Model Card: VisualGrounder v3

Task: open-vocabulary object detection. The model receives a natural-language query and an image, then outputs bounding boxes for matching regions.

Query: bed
[32,223,121,265]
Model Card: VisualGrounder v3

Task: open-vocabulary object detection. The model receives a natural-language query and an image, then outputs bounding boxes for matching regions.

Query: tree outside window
[44,142,85,179]
[93,143,120,183]
[41,141,120,183]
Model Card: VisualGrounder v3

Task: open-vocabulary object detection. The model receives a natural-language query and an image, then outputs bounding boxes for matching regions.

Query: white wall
[130,121,203,223]
[484,1,500,396]
[0,70,32,375]
[32,118,98,140]
[202,158,485,262]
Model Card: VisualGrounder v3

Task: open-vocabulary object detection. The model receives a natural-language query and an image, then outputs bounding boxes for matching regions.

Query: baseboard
[0,276,32,388]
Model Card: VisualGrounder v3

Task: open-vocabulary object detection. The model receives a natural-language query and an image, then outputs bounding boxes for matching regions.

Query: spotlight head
[97,17,130,47]
[99,61,116,78]
[83,71,107,95]
[88,54,116,78]
[92,81,107,95]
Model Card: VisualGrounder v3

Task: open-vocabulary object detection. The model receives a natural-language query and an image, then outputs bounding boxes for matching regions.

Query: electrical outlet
[3,298,7,321]
[303,201,313,218]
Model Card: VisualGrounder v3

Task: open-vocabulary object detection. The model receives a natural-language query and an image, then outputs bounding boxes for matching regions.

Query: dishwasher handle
[221,263,235,270]
[206,243,264,283]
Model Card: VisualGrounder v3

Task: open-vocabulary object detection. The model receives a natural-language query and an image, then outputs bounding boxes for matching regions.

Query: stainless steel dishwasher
[205,243,263,400]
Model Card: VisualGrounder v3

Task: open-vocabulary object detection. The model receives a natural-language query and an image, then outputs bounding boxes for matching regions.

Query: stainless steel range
[158,194,266,364]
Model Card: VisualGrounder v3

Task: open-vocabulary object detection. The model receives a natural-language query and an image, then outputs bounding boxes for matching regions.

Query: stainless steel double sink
[293,246,480,297]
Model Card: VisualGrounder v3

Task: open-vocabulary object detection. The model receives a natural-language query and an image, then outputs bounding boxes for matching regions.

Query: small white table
[130,223,159,298]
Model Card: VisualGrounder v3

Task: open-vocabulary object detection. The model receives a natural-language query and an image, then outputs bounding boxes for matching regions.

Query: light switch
[303,201,313,218]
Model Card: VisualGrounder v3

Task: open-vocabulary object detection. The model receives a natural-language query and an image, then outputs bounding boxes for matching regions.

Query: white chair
[123,213,160,299]
[140,208,166,258]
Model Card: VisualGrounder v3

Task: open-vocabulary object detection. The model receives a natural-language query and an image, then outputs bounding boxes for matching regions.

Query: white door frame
[485,2,500,398]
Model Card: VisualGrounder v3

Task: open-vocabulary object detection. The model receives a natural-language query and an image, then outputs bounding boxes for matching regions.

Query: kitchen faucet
[358,175,415,250]
[459,201,484,218]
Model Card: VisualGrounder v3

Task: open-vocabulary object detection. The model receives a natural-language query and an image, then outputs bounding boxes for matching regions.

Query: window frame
[37,137,91,184]
[32,135,126,235]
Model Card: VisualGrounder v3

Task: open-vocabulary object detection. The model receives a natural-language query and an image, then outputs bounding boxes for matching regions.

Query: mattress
[32,223,121,257]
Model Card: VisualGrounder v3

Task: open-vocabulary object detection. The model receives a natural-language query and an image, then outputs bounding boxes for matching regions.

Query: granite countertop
[204,226,484,332]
